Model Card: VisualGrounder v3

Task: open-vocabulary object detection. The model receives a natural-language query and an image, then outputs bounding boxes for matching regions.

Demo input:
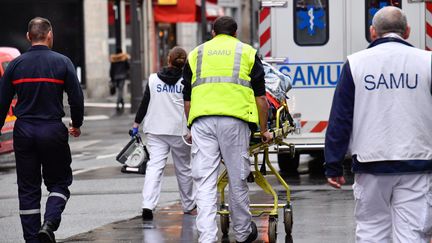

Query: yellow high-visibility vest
[187,34,259,126]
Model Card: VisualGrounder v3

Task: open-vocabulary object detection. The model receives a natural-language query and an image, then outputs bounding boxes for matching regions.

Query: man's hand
[184,131,192,145]
[129,122,140,137]
[261,130,273,143]
[327,176,346,189]
[129,127,139,137]
[69,127,81,137]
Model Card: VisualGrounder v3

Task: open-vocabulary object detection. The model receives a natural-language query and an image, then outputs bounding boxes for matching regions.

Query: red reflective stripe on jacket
[12,78,64,85]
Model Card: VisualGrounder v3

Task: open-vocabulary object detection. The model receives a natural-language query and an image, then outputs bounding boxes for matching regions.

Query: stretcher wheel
[220,214,229,235]
[268,217,277,243]
[284,204,293,234]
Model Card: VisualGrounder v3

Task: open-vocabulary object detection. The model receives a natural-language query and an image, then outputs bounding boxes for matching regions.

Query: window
[365,0,402,42]
[294,0,329,46]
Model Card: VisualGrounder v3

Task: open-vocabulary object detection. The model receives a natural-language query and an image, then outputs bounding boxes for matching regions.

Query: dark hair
[212,16,237,36]
[28,17,52,42]
[168,46,187,69]
[116,47,123,54]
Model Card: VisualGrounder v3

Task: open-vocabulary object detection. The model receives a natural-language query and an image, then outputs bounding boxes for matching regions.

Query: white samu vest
[143,73,188,136]
[348,40,432,162]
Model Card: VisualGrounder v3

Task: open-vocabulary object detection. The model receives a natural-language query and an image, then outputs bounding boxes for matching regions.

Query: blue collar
[27,45,50,52]
[368,37,413,49]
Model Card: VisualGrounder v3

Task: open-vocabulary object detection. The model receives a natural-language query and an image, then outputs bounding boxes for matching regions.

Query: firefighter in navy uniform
[0,17,84,243]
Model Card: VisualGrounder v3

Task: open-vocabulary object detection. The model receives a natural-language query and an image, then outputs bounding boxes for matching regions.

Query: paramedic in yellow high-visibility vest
[182,16,273,243]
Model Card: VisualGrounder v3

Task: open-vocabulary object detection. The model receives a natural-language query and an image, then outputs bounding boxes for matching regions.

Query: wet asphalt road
[63,186,356,243]
[0,105,356,243]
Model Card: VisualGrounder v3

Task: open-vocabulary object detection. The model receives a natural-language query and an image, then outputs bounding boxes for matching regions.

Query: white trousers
[191,116,252,243]
[353,173,432,243]
[142,134,195,212]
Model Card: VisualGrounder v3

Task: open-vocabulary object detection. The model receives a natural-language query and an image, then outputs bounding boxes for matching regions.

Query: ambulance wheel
[283,204,293,234]
[220,214,229,235]
[278,153,300,174]
[268,217,278,243]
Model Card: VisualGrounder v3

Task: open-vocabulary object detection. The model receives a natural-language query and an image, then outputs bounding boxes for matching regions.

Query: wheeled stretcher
[217,101,295,243]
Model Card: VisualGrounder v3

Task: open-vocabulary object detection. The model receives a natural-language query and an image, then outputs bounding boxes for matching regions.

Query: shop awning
[154,0,223,23]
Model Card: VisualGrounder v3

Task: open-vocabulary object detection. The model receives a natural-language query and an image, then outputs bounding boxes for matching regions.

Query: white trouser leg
[217,117,252,242]
[169,135,195,211]
[142,134,169,210]
[354,173,432,243]
[392,173,432,243]
[191,117,221,243]
[354,174,393,243]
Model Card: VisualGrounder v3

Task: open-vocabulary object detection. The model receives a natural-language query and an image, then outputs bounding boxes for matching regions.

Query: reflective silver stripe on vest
[193,41,250,88]
[193,76,251,88]
[20,209,40,215]
[231,42,243,79]
[196,45,204,81]
[48,192,68,201]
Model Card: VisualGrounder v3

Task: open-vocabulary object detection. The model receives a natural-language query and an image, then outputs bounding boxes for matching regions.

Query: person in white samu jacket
[325,7,432,243]
[131,47,195,220]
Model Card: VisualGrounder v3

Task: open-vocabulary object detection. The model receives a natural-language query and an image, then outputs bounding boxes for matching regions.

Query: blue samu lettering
[156,84,183,93]
[364,73,418,90]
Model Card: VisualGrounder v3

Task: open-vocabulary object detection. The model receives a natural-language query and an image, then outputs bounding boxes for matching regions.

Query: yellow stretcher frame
[217,103,295,243]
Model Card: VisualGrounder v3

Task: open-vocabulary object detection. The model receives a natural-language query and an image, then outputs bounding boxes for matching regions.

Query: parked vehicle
[260,0,427,173]
[0,47,20,155]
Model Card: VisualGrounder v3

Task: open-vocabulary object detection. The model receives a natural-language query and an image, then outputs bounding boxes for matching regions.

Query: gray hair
[372,6,407,37]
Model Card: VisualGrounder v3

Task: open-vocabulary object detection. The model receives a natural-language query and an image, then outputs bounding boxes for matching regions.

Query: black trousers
[13,119,72,243]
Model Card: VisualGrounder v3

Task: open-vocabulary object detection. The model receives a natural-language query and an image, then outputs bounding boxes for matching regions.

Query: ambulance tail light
[292,113,301,134]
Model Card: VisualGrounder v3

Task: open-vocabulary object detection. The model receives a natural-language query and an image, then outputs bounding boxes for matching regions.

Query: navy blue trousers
[13,119,72,243]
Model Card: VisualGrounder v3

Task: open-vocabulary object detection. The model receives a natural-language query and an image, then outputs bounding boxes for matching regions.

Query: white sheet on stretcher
[262,61,292,101]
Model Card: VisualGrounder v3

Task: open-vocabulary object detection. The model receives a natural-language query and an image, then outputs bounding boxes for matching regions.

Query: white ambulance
[259,0,431,173]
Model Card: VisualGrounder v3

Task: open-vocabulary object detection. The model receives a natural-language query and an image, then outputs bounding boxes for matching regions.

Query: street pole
[130,0,143,113]
[201,0,207,43]
[250,0,258,48]
[114,0,122,51]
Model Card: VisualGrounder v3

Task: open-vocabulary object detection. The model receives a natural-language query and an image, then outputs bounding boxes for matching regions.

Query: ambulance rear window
[293,0,329,46]
[365,0,402,42]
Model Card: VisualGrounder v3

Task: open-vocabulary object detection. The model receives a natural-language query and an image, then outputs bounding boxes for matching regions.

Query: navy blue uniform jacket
[0,45,84,129]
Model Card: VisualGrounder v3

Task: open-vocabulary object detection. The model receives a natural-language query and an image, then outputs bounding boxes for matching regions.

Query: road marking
[84,115,110,121]
[96,153,118,160]
[69,140,101,149]
[62,115,109,122]
[84,102,131,108]
[72,154,85,159]
[72,165,112,176]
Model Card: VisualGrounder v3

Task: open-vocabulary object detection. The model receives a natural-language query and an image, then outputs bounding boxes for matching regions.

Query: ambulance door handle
[263,57,288,63]
[260,0,288,8]
[408,0,432,3]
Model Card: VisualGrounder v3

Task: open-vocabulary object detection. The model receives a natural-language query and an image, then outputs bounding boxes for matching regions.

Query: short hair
[28,17,52,42]
[168,46,187,69]
[372,6,407,37]
[212,16,237,36]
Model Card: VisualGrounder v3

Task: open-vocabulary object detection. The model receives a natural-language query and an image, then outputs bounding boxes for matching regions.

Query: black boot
[236,221,258,243]
[142,208,153,220]
[120,99,124,110]
[38,221,56,243]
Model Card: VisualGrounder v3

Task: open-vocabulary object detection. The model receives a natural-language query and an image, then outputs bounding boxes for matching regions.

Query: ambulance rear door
[347,0,425,55]
[269,0,346,151]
